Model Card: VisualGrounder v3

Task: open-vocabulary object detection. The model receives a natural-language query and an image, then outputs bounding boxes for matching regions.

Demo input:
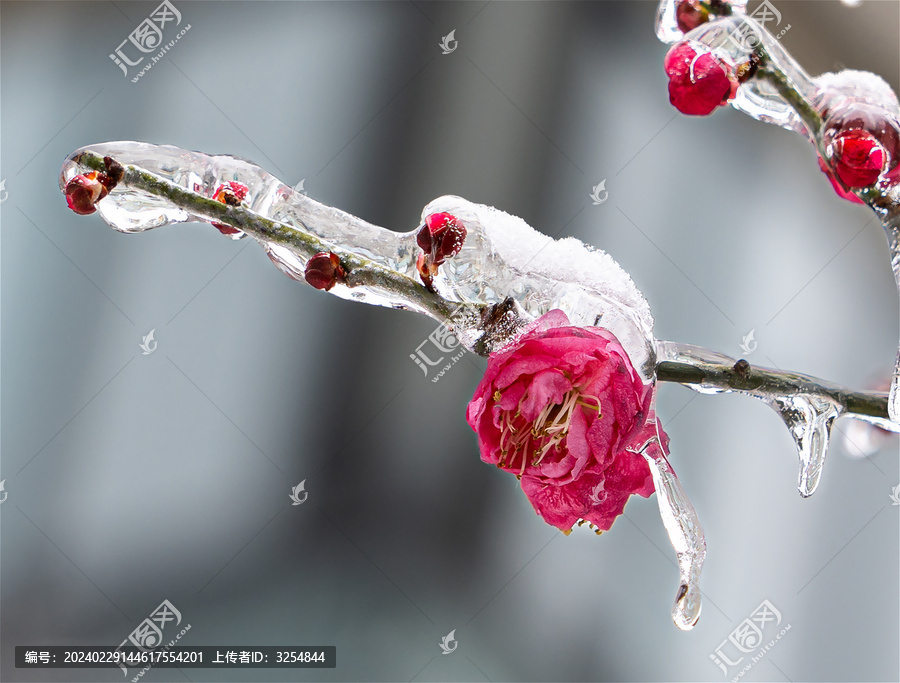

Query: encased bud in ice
[819,103,900,200]
[65,171,109,215]
[304,251,346,291]
[665,42,738,116]
[211,181,250,235]
[416,212,467,289]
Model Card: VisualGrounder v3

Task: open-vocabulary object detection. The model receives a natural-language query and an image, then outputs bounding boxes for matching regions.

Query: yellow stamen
[496,384,602,474]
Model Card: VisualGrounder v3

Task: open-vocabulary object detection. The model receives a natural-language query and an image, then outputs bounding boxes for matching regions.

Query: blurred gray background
[2,1,898,681]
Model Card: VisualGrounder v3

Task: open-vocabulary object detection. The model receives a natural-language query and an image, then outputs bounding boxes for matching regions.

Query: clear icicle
[885,219,900,423]
[638,429,705,630]
[657,341,845,497]
[767,394,841,497]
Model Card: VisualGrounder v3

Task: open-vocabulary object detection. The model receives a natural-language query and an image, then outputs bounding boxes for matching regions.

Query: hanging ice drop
[639,432,706,630]
[767,394,841,497]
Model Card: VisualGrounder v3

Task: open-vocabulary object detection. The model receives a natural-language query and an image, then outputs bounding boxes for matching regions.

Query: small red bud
[65,171,109,215]
[675,0,709,33]
[415,212,467,289]
[426,212,467,259]
[819,103,900,200]
[664,42,738,116]
[304,252,346,291]
[102,156,124,188]
[831,131,886,188]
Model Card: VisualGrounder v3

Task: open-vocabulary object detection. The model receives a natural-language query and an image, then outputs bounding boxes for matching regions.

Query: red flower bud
[664,42,738,116]
[304,252,346,291]
[65,171,109,215]
[675,0,709,33]
[415,212,466,289]
[422,212,467,260]
[831,131,885,187]
[819,103,900,199]
[211,181,250,235]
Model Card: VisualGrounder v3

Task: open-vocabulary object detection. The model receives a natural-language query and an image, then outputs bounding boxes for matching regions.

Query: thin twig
[657,360,890,421]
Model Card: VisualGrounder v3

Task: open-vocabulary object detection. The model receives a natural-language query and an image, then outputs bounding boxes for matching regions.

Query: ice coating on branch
[655,0,809,143]
[420,196,656,374]
[682,16,816,135]
[59,142,438,314]
[59,142,656,376]
[657,341,843,496]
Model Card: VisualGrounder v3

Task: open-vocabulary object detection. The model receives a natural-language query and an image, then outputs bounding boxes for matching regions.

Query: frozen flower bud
[304,251,346,291]
[65,171,109,215]
[673,0,734,35]
[821,104,900,191]
[664,41,738,116]
[415,212,466,289]
[417,212,467,260]
[831,132,886,187]
[102,156,125,188]
[211,181,250,235]
[675,0,709,33]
